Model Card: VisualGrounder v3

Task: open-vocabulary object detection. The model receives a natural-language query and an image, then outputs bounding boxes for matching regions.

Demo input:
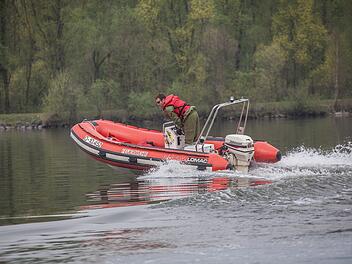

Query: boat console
[162,97,256,172]
[163,122,185,149]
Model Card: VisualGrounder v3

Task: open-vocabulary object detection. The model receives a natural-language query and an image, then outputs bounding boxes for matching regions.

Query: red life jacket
[162,95,191,120]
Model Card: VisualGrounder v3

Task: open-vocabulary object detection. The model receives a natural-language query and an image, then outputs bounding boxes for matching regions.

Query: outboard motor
[224,134,254,172]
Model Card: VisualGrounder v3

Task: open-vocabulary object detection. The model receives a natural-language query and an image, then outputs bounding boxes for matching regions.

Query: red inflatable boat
[71,98,281,172]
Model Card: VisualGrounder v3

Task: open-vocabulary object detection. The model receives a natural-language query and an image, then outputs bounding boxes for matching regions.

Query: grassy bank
[1,99,351,129]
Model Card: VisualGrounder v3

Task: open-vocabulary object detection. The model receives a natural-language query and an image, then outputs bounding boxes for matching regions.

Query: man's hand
[176,127,184,135]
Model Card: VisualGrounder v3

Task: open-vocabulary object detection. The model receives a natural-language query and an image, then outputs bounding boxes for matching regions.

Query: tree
[254,42,286,100]
[317,0,352,109]
[44,71,78,123]
[0,0,13,113]
[272,0,327,94]
[137,0,215,81]
[1,0,351,116]
[87,79,120,117]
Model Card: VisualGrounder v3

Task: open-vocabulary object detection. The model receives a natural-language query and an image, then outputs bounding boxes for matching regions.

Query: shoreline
[1,99,351,131]
[1,111,351,132]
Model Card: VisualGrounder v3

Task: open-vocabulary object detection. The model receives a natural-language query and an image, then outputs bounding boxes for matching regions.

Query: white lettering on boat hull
[83,136,103,148]
[186,157,208,164]
[121,148,149,157]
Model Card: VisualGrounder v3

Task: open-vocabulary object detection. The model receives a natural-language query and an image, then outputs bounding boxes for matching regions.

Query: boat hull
[71,120,229,172]
[71,120,281,172]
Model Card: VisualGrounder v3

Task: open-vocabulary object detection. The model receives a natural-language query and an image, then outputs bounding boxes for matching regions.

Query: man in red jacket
[155,94,200,144]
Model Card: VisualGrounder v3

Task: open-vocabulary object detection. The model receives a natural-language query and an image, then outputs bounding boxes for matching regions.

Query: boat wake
[80,142,352,211]
[253,141,352,180]
[279,141,352,167]
[141,142,352,182]
[147,142,352,209]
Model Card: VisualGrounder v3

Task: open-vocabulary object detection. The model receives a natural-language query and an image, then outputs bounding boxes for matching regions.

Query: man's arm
[164,106,182,128]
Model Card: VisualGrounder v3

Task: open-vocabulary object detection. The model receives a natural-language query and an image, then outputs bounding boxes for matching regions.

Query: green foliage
[10,61,49,112]
[189,0,215,21]
[309,55,333,98]
[288,81,311,114]
[254,42,287,100]
[230,71,257,100]
[136,0,161,30]
[186,53,208,103]
[87,79,121,117]
[137,0,215,76]
[127,91,156,118]
[272,0,328,90]
[43,72,78,122]
[1,0,352,117]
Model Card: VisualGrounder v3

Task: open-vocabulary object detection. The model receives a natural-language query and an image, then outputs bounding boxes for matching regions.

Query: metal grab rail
[195,97,249,145]
[236,99,250,135]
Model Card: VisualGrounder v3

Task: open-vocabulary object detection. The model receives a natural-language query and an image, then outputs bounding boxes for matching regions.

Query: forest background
[0,0,351,124]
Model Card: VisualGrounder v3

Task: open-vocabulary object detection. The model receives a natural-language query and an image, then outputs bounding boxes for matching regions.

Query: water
[0,117,351,263]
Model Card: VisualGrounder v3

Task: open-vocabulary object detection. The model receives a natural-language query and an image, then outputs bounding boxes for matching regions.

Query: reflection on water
[82,176,272,210]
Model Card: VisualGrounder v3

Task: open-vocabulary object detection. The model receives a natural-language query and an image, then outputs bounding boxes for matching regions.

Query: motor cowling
[224,134,254,172]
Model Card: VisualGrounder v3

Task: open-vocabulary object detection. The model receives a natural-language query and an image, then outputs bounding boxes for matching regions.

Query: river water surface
[0,117,351,263]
